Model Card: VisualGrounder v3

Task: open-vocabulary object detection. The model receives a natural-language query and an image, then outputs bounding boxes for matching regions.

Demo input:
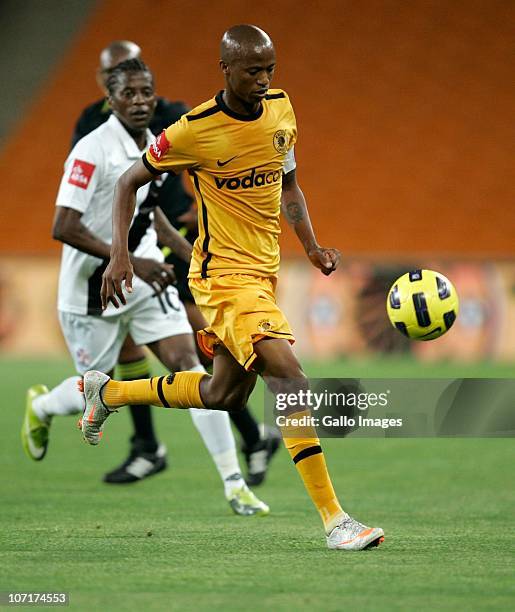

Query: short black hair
[105,58,153,95]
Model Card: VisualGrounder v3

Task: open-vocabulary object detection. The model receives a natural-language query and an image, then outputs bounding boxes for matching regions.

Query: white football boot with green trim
[226,481,270,516]
[21,385,51,461]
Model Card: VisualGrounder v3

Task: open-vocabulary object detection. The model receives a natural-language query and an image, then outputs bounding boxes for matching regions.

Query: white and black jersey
[55,115,162,316]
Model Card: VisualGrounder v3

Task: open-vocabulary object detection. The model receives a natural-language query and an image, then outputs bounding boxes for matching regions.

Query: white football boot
[79,371,116,445]
[327,515,384,551]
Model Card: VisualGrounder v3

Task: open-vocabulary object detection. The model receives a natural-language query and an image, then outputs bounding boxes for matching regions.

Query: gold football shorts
[189,274,295,371]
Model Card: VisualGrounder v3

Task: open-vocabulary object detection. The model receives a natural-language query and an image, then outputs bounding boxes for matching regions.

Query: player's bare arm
[281,169,341,275]
[154,206,193,263]
[53,206,113,260]
[101,158,155,309]
[53,205,174,308]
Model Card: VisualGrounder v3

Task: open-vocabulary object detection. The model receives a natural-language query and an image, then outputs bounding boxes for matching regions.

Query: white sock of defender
[32,376,84,421]
[188,364,246,496]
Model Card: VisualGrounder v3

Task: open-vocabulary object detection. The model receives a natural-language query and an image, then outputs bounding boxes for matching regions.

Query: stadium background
[0,2,514,610]
[0,0,514,362]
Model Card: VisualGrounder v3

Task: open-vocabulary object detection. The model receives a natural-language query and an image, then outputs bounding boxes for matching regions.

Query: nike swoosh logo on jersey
[217,156,237,167]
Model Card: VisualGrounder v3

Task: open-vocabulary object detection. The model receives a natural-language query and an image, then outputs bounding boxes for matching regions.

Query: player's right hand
[101,253,134,310]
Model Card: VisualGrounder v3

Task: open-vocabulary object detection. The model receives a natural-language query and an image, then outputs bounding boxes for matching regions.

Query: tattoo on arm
[285,201,304,223]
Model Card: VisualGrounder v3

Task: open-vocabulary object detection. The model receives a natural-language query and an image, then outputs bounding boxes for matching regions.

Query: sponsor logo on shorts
[76,348,91,368]
[149,130,171,161]
[215,167,281,190]
[68,159,95,189]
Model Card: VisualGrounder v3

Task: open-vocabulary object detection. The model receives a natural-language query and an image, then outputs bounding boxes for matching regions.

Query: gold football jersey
[144,89,297,278]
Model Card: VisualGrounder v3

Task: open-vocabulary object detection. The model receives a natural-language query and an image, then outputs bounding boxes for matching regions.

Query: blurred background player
[22,58,268,516]
[70,40,182,483]
[72,39,279,485]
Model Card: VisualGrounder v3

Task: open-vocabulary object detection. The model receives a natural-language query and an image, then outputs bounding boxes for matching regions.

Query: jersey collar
[215,91,263,122]
[107,114,154,158]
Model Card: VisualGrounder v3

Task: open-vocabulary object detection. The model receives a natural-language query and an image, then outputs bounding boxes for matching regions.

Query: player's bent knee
[203,387,246,412]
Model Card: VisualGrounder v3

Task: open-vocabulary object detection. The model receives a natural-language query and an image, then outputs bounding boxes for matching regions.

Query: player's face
[108,71,156,131]
[225,47,276,105]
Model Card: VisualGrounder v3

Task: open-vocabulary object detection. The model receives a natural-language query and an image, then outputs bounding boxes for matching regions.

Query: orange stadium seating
[0,0,513,256]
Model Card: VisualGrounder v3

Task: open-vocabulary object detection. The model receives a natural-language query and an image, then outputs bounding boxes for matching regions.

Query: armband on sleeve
[282,146,296,175]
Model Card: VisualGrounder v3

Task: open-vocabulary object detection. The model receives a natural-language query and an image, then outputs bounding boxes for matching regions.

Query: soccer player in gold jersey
[82,25,384,550]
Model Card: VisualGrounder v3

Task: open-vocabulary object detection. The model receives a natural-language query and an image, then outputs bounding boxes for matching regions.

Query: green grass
[1,357,514,610]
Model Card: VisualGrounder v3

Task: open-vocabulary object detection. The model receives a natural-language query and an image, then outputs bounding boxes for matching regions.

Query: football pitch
[1,357,514,611]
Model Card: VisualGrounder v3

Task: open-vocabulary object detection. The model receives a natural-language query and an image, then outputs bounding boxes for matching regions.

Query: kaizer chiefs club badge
[273,130,289,154]
[258,319,272,332]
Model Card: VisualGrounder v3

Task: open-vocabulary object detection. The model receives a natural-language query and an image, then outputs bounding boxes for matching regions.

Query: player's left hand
[307,246,341,276]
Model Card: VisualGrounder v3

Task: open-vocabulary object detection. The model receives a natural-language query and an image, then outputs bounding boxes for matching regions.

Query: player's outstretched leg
[80,367,209,443]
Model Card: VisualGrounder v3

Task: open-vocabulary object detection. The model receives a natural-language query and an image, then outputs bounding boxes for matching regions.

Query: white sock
[188,364,245,495]
[32,376,84,420]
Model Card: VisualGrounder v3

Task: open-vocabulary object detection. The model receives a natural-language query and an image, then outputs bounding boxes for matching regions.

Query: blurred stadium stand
[0,0,97,143]
[0,0,513,361]
[0,0,513,257]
